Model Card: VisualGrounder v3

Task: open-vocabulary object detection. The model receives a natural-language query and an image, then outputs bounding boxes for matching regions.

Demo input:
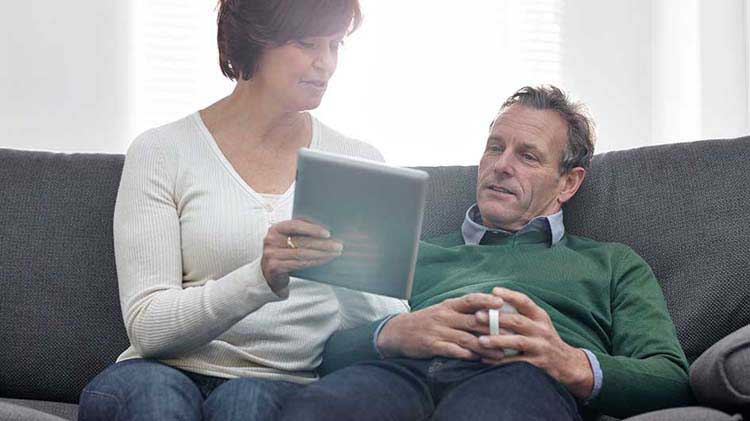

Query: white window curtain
[128,0,750,163]
[131,0,565,166]
[562,0,749,154]
[3,1,749,158]
[650,0,749,145]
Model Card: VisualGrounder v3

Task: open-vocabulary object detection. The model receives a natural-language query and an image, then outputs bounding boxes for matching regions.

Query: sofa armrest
[690,324,750,412]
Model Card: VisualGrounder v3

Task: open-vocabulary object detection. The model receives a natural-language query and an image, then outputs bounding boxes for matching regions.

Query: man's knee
[432,362,581,421]
[280,362,433,421]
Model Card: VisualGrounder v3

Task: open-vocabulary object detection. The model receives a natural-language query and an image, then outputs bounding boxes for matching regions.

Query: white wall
[1,1,132,153]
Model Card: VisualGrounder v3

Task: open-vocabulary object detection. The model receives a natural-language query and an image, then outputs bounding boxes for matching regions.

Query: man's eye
[522,153,538,162]
[487,145,503,153]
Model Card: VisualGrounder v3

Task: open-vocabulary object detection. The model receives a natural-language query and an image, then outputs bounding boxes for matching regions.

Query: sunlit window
[132,0,565,166]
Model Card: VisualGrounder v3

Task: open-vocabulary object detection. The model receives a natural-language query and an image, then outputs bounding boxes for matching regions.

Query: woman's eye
[296,40,315,49]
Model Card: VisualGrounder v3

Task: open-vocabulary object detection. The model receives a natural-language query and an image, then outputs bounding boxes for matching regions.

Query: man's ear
[557,167,586,205]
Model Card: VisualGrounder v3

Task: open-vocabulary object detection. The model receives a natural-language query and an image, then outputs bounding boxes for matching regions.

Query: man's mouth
[488,185,515,196]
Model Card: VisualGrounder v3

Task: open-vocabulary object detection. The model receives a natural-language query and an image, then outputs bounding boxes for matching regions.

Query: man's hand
[476,287,594,399]
[377,293,505,360]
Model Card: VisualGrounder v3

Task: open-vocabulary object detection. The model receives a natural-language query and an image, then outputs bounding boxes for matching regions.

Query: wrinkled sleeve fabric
[115,133,285,359]
[587,245,693,418]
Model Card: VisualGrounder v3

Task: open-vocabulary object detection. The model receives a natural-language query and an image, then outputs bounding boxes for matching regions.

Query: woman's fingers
[274,247,342,263]
[273,219,331,239]
[286,236,343,253]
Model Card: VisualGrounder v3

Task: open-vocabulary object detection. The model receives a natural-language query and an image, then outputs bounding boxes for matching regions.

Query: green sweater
[322,230,692,418]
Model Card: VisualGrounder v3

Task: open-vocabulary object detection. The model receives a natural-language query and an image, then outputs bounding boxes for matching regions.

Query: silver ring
[286,236,297,249]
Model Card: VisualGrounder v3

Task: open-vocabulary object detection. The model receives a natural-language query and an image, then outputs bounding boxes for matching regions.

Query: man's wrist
[563,347,595,399]
[372,314,400,359]
[375,313,404,358]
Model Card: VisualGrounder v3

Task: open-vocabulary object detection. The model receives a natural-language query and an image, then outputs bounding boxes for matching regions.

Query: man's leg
[78,359,203,421]
[279,359,435,421]
[203,377,303,421]
[432,361,582,421]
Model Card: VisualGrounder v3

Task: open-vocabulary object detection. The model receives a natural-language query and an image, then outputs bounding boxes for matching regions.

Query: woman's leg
[203,377,303,421]
[78,359,203,421]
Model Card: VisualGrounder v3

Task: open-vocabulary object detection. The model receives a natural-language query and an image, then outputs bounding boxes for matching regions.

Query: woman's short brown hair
[217,0,362,81]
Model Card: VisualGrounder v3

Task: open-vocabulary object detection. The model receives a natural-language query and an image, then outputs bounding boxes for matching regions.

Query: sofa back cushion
[1,135,748,403]
[418,135,750,363]
[0,149,129,403]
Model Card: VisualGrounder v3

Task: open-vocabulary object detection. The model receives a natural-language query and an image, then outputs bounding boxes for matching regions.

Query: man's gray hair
[499,85,596,173]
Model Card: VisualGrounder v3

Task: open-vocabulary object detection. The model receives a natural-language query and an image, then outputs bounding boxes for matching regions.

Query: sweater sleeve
[114,133,286,359]
[587,245,693,417]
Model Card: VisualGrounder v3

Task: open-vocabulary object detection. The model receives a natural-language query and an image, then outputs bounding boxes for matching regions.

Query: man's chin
[478,207,520,231]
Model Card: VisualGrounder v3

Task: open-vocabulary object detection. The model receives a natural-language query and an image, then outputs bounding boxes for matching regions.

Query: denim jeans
[78,359,303,421]
[279,358,583,421]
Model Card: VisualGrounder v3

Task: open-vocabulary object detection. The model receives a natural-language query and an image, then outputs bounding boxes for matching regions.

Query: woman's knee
[204,377,302,420]
[79,359,202,420]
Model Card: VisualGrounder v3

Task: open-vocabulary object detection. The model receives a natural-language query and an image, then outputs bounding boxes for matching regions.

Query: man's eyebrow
[487,135,504,144]
[520,142,544,153]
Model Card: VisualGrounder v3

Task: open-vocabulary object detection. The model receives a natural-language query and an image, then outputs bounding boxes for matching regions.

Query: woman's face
[252,31,346,112]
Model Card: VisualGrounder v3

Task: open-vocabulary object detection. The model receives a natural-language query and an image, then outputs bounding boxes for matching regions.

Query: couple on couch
[78,0,692,419]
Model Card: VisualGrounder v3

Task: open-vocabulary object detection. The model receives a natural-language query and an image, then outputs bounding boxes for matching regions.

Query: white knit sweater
[114,112,408,383]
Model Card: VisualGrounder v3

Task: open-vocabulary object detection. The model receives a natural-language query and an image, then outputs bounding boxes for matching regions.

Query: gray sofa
[1,137,749,421]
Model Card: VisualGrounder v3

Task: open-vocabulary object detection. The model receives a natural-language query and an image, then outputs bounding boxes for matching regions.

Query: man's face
[477,104,575,231]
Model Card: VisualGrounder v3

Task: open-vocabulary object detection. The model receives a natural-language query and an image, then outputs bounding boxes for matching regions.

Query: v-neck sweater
[114,112,408,383]
[410,231,692,417]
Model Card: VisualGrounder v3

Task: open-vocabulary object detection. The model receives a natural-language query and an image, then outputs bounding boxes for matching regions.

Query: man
[280,86,692,420]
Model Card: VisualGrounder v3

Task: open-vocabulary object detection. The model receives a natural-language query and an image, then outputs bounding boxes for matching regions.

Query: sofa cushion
[563,137,750,364]
[0,149,129,403]
[691,324,750,412]
[622,406,742,421]
[0,398,77,420]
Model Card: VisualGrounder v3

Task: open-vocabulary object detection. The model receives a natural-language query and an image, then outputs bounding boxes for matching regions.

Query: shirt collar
[461,204,565,247]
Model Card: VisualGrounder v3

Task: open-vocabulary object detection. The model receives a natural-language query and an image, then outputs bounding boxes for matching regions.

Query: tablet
[290,148,429,299]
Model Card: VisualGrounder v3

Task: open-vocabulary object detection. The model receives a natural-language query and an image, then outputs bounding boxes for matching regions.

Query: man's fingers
[491,287,547,322]
[449,312,489,335]
[446,293,504,314]
[474,347,505,360]
[475,311,538,337]
[478,333,536,355]
[433,341,479,361]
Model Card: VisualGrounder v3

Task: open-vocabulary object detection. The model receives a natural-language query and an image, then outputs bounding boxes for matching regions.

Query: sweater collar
[461,204,564,247]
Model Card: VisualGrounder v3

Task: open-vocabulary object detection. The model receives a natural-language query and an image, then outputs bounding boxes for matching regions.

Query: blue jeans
[279,358,583,421]
[78,359,303,421]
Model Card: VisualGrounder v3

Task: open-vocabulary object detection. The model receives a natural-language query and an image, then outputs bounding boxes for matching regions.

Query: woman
[78,0,407,419]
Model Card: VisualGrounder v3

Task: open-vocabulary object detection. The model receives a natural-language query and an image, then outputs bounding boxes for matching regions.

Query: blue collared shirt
[461,204,565,246]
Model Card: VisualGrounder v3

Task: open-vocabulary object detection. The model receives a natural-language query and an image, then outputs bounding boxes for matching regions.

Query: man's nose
[492,151,515,176]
